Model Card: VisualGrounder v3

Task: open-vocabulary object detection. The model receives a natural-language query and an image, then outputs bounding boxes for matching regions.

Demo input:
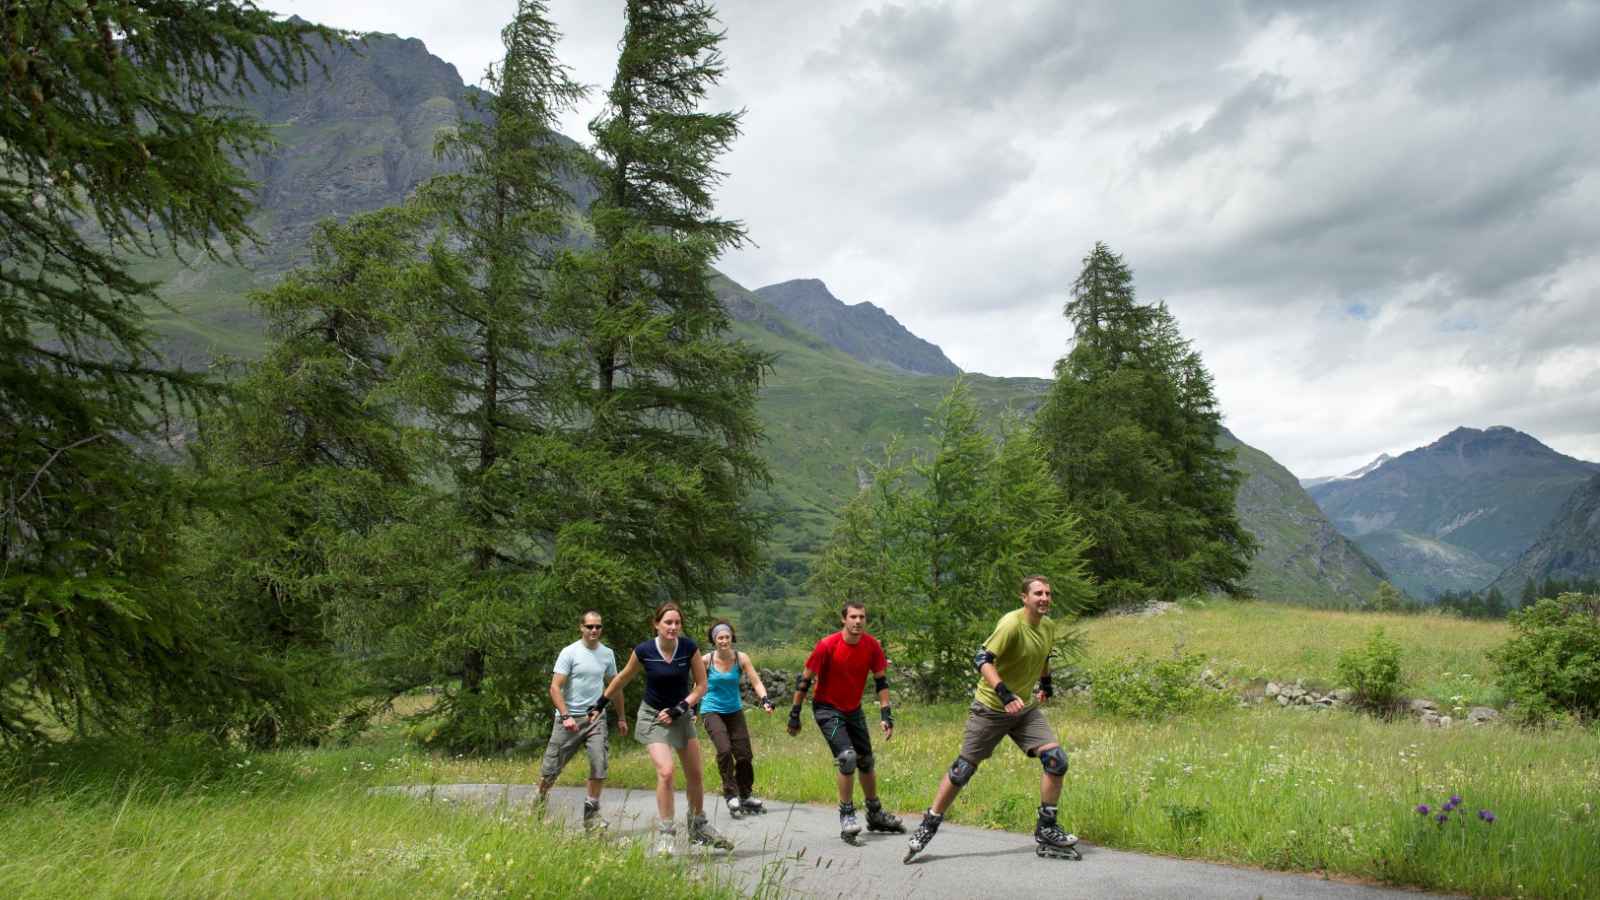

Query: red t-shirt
[805,632,887,712]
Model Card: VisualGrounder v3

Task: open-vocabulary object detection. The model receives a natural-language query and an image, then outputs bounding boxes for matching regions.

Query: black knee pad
[835,748,858,775]
[1039,746,1068,776]
[948,756,978,787]
[856,753,875,774]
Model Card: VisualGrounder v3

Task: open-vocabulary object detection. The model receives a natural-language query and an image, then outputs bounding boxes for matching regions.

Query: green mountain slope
[1221,431,1388,606]
[1490,473,1600,594]
[1350,529,1501,600]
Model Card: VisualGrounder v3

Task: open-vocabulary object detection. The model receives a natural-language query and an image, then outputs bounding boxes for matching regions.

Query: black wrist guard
[995,681,1019,705]
[560,712,574,722]
[666,702,689,721]
[880,706,894,728]
[1039,675,1054,699]
[760,696,775,711]
[591,696,610,716]
[787,706,802,730]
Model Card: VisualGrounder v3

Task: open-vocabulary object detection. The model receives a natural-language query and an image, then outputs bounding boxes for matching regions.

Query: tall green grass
[1076,600,1509,706]
[0,741,752,900]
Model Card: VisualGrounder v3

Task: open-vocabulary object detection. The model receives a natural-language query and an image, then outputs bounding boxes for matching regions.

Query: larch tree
[0,1,332,743]
[810,379,1093,701]
[1034,243,1254,612]
[552,0,772,626]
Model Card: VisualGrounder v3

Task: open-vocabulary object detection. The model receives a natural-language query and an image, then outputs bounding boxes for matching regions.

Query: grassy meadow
[2,602,1594,900]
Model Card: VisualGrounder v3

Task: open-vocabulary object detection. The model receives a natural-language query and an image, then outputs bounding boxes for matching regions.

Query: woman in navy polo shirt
[594,602,733,855]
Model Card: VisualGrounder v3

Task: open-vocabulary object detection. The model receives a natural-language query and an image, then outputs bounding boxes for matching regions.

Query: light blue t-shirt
[700,654,744,715]
[553,640,618,714]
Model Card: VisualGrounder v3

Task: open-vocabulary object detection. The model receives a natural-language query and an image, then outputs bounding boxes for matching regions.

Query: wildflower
[1416,805,1430,815]
[1478,810,1495,823]
[1449,796,1463,806]
[1435,813,1449,825]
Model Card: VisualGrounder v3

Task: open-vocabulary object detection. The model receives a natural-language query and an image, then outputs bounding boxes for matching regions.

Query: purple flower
[1441,801,1456,812]
[1416,805,1430,815]
[1478,809,1495,823]
[1435,813,1450,825]
[1450,796,1463,806]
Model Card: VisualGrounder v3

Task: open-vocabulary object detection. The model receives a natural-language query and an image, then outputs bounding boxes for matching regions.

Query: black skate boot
[688,811,734,851]
[739,795,766,815]
[839,801,865,846]
[865,798,906,833]
[902,809,943,863]
[1034,804,1081,860]
[582,797,609,832]
[726,796,744,819]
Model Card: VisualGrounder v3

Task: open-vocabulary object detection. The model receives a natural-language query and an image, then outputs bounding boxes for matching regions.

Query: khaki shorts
[957,702,1059,763]
[539,715,608,782]
[635,703,697,749]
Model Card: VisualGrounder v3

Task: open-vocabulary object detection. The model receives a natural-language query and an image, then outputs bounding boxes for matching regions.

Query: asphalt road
[403,784,1440,900]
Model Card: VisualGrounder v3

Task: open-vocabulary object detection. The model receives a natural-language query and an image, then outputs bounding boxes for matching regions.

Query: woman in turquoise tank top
[700,618,775,818]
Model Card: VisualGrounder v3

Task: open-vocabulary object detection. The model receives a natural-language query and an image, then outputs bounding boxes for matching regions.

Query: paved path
[404,784,1436,900]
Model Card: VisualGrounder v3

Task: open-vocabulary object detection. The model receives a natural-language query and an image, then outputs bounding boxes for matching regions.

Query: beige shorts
[635,703,697,749]
[957,702,1059,763]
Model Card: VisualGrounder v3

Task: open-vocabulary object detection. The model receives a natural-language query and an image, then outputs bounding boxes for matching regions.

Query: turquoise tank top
[701,656,744,714]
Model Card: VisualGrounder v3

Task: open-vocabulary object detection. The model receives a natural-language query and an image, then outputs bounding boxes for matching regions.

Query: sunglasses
[582,624,603,630]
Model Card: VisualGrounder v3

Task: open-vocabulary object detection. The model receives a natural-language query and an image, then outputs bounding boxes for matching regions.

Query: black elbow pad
[973,648,997,672]
[874,674,889,692]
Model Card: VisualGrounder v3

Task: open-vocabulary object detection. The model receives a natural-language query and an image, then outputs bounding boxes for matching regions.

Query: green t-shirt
[973,608,1055,712]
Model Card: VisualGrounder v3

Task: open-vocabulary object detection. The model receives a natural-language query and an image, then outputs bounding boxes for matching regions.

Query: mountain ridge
[754,279,961,377]
[1306,426,1599,598]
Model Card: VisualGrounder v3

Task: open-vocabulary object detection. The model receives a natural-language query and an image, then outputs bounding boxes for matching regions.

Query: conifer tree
[811,379,1092,701]
[368,1,593,747]
[0,2,331,742]
[1034,243,1254,611]
[554,0,772,620]
[181,208,442,747]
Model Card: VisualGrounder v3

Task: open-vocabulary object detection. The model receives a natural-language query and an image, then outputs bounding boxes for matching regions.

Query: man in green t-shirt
[903,575,1081,863]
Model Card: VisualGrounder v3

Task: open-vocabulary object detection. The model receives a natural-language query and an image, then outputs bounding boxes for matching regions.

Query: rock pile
[1258,681,1499,727]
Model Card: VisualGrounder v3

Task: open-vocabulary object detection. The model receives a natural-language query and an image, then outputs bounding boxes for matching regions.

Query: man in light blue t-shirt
[538,610,625,830]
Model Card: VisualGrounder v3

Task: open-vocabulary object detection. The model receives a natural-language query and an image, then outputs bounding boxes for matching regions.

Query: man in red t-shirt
[787,601,907,845]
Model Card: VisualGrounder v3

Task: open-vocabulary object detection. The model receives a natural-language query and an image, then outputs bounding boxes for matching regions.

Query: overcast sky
[277,0,1600,479]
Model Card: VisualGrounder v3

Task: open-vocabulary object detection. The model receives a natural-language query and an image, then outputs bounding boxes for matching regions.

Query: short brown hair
[840,600,866,618]
[1021,574,1051,593]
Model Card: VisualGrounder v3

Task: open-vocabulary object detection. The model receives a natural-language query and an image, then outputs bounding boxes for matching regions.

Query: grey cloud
[1256,0,1600,96]
[1145,72,1290,166]
[815,1,1247,114]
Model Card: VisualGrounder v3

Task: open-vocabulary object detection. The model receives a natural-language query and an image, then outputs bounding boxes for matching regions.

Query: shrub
[1086,649,1230,719]
[1335,626,1405,712]
[1489,592,1600,726]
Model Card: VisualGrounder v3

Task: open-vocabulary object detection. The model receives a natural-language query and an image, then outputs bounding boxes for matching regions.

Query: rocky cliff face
[754,279,961,377]
[1491,473,1600,594]
[1222,430,1389,606]
[239,33,490,276]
